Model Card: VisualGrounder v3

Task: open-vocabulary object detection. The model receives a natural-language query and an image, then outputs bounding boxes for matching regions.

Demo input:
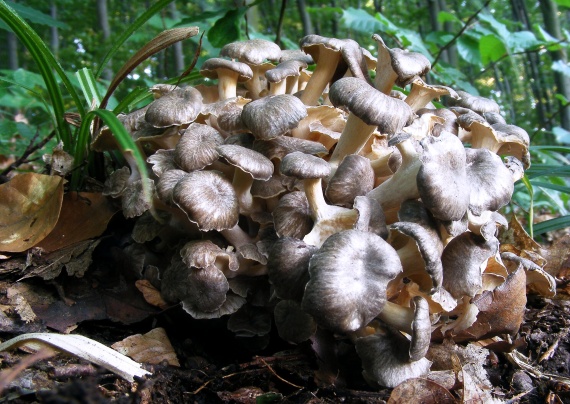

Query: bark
[510,0,552,133]
[50,1,59,59]
[539,0,570,130]
[169,2,185,76]
[8,31,18,70]
[297,0,314,36]
[97,0,113,81]
[438,0,457,66]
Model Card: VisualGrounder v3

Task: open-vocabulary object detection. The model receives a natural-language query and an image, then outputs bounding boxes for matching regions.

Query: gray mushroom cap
[145,86,203,128]
[279,49,314,64]
[216,144,274,181]
[301,229,402,333]
[266,60,307,83]
[156,169,187,204]
[451,90,500,115]
[200,58,253,81]
[389,48,431,87]
[325,154,375,208]
[272,191,313,239]
[172,170,239,231]
[280,151,331,179]
[174,123,224,172]
[442,232,500,298]
[220,39,282,65]
[274,300,317,344]
[466,148,515,215]
[241,94,307,140]
[329,77,415,135]
[416,131,470,222]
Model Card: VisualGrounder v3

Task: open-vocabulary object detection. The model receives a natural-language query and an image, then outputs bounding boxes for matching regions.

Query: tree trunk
[510,0,552,134]
[8,31,18,70]
[438,0,457,66]
[426,0,449,64]
[169,2,185,76]
[540,0,570,130]
[296,0,314,36]
[97,0,113,81]
[50,1,59,59]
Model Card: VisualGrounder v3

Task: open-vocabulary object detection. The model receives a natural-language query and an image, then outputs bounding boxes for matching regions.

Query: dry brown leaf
[135,280,169,309]
[0,173,64,252]
[111,328,180,367]
[6,282,57,324]
[387,378,456,403]
[35,192,119,253]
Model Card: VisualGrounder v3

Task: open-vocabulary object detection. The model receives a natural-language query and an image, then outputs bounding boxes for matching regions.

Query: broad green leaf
[552,60,570,77]
[1,1,68,29]
[506,31,541,52]
[553,126,570,144]
[341,8,383,34]
[457,36,482,66]
[554,0,570,7]
[478,12,510,40]
[437,11,461,24]
[555,94,569,105]
[533,215,570,235]
[535,24,564,50]
[176,10,227,25]
[208,7,246,48]
[479,34,506,64]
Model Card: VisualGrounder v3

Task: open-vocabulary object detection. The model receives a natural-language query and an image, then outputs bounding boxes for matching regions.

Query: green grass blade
[525,164,570,179]
[75,68,102,108]
[520,174,534,238]
[94,0,174,80]
[529,181,570,194]
[533,215,570,236]
[530,145,570,153]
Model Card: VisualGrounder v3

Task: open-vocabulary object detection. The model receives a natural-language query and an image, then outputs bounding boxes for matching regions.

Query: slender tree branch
[275,0,288,47]
[432,0,492,68]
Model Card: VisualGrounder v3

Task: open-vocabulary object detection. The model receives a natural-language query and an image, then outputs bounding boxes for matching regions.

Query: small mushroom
[200,58,253,100]
[145,86,203,128]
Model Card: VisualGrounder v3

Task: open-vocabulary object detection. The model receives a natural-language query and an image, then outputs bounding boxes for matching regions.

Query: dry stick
[259,357,304,389]
[0,129,58,179]
[174,31,205,89]
[432,0,492,68]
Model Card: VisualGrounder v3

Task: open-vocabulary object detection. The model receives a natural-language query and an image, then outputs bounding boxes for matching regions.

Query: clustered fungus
[101,34,553,390]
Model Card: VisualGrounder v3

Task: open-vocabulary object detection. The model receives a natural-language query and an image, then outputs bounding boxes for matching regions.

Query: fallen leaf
[35,192,119,253]
[135,280,168,309]
[111,328,180,367]
[0,173,64,252]
[388,378,455,403]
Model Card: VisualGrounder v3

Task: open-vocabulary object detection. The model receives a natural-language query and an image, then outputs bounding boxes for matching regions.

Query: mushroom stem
[232,168,257,214]
[269,79,287,95]
[220,223,255,249]
[218,71,239,100]
[328,113,376,167]
[376,301,414,334]
[299,50,341,106]
[367,136,421,222]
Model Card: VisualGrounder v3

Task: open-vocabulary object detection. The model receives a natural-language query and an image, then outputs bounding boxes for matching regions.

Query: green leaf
[555,93,569,105]
[531,145,570,153]
[530,181,570,194]
[552,60,570,77]
[479,34,506,64]
[95,0,174,80]
[533,215,570,235]
[553,126,570,144]
[437,11,461,24]
[478,12,510,40]
[175,10,227,25]
[75,68,101,108]
[1,1,68,29]
[341,8,383,33]
[506,31,541,52]
[554,0,570,8]
[535,24,563,50]
[457,36,482,66]
[208,7,247,48]
[526,164,570,179]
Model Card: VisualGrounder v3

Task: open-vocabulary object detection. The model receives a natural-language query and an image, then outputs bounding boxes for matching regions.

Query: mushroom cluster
[101,34,553,388]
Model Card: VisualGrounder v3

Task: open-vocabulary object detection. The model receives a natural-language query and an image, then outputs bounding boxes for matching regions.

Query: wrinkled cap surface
[174,123,224,172]
[301,229,402,333]
[220,39,282,65]
[329,77,414,134]
[145,86,203,128]
[200,58,253,81]
[280,151,331,179]
[241,94,307,140]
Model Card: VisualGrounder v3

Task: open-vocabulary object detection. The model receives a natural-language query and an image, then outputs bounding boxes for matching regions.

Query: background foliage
[0,0,569,237]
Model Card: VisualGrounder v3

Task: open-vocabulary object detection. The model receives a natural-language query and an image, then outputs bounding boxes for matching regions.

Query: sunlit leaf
[506,31,541,52]
[479,34,506,64]
[554,0,570,8]
[437,11,461,24]
[208,7,246,48]
[457,36,482,66]
[552,60,570,77]
[0,173,64,253]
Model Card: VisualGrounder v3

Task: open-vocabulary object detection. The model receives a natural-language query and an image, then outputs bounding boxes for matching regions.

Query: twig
[174,31,205,88]
[259,357,304,389]
[0,129,58,179]
[432,0,492,68]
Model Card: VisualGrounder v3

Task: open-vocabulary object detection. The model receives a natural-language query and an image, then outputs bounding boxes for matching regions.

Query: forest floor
[1,209,570,403]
